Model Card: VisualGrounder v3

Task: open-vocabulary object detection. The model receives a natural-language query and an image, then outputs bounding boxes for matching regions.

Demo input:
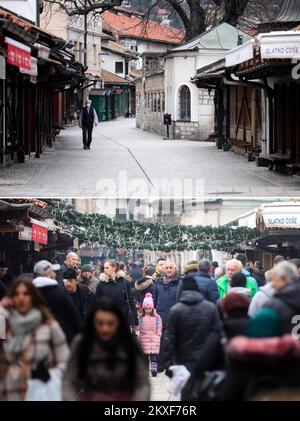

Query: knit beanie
[247,308,280,338]
[143,293,154,308]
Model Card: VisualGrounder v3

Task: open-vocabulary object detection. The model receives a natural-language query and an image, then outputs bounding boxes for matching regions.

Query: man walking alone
[79,99,98,150]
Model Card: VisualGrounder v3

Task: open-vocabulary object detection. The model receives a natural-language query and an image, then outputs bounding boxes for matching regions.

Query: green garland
[49,206,260,252]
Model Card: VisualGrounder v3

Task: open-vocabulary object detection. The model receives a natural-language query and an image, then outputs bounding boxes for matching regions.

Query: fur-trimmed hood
[99,270,127,283]
[135,276,154,292]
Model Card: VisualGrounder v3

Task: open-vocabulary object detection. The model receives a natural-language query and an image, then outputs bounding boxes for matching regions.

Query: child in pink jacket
[139,293,162,377]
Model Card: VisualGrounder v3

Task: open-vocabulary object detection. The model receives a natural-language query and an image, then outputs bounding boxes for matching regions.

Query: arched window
[179,85,191,121]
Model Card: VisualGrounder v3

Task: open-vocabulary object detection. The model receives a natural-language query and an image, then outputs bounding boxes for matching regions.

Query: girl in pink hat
[139,293,162,377]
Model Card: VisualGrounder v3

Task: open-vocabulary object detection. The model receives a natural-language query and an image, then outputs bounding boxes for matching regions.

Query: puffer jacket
[139,313,162,355]
[164,290,223,372]
[153,276,180,326]
[263,283,300,335]
[96,271,138,326]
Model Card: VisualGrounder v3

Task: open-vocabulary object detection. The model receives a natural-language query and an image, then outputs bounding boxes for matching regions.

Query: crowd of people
[1,251,300,401]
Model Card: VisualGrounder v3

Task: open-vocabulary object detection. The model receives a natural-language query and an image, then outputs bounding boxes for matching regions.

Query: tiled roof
[0,8,32,31]
[87,69,132,85]
[102,40,138,57]
[102,10,185,44]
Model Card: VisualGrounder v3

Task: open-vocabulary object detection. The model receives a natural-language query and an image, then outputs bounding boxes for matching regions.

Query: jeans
[82,125,93,147]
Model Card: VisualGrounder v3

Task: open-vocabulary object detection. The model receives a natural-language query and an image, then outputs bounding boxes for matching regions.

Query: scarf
[162,275,174,285]
[8,308,42,355]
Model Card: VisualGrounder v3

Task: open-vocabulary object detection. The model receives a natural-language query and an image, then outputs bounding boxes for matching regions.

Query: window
[115,61,124,74]
[125,61,129,76]
[179,85,191,121]
[153,94,157,112]
[157,94,161,113]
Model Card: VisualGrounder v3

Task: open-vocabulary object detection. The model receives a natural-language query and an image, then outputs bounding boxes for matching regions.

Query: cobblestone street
[0,118,300,197]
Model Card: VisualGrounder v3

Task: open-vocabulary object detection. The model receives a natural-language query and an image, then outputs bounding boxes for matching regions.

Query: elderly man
[154,260,180,372]
[79,99,98,150]
[58,252,79,283]
[263,261,300,335]
[216,259,258,299]
[78,264,99,294]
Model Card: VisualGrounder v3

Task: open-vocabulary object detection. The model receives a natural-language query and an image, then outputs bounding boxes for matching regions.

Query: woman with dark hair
[0,277,69,401]
[63,297,151,401]
[96,260,139,330]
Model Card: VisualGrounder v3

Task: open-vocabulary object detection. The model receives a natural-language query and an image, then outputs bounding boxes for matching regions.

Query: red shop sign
[5,37,31,71]
[32,223,48,245]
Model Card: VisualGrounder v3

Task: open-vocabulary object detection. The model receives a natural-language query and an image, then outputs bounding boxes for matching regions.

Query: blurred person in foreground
[263,261,300,335]
[0,277,69,401]
[63,297,150,401]
[221,308,300,401]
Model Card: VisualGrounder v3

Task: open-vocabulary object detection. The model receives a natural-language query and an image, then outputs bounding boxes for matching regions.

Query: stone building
[136,53,166,135]
[136,23,252,141]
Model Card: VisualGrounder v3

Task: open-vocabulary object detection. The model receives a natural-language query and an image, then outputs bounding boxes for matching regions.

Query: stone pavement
[150,372,179,401]
[0,118,299,197]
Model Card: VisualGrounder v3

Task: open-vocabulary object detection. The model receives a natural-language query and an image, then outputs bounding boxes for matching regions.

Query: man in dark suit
[79,99,99,150]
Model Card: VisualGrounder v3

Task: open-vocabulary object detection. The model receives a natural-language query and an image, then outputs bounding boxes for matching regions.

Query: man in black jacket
[164,276,223,400]
[32,260,82,344]
[79,99,98,150]
[62,267,96,323]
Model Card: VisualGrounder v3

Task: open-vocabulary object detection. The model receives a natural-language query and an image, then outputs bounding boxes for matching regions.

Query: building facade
[137,23,252,141]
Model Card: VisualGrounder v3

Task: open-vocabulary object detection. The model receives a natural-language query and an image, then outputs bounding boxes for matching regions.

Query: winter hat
[221,292,250,316]
[143,293,154,308]
[81,264,92,273]
[247,308,281,338]
[182,262,198,276]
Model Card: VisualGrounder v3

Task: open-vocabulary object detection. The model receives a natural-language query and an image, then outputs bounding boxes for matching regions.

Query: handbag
[190,370,226,401]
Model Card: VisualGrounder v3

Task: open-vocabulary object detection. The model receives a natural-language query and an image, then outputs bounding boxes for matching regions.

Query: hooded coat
[163,290,223,371]
[32,277,82,344]
[134,276,155,306]
[263,283,300,335]
[95,271,138,326]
